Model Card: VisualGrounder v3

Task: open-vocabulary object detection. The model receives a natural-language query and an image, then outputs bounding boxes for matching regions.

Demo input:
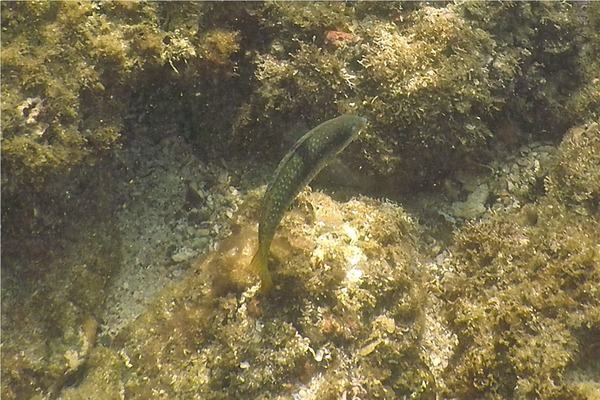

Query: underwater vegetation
[438,122,600,398]
[2,1,600,399]
[1,1,238,195]
[3,2,598,198]
[55,193,431,399]
[235,1,598,191]
[18,121,599,398]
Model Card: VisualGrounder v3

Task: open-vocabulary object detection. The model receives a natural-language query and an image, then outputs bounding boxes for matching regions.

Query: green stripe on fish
[250,114,368,292]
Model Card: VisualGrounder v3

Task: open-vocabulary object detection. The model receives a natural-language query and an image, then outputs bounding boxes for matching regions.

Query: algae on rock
[0,1,238,194]
[52,192,433,399]
[3,2,600,399]
[436,122,600,399]
[234,2,595,191]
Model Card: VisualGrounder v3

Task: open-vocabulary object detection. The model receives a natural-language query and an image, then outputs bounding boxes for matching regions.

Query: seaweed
[439,122,600,398]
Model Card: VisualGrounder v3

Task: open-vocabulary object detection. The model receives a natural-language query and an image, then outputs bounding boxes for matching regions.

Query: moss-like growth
[546,122,600,214]
[229,2,594,191]
[3,1,596,208]
[354,4,509,186]
[437,123,600,398]
[2,2,133,192]
[566,2,600,122]
[50,192,430,398]
[57,347,129,400]
[3,3,599,399]
[1,210,122,399]
[0,1,240,194]
[1,1,245,254]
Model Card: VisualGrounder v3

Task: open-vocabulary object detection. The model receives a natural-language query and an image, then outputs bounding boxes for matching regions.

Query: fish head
[338,114,368,147]
[346,114,368,137]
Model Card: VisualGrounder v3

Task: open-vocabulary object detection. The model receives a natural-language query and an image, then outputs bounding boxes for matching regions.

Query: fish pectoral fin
[249,249,272,293]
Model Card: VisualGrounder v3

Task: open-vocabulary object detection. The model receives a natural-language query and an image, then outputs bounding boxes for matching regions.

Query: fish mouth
[352,116,368,137]
[358,117,368,129]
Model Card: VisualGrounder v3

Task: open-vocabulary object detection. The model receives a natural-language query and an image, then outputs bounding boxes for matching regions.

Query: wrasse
[250,114,368,292]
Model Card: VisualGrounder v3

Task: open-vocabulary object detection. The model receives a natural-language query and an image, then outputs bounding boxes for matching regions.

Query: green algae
[43,124,599,397]
[47,192,429,399]
[548,122,600,215]
[232,1,596,191]
[436,122,600,399]
[198,1,594,197]
[3,1,597,201]
[1,216,121,400]
[0,1,237,194]
[2,2,600,399]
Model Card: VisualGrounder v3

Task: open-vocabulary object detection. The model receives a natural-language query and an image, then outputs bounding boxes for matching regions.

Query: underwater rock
[449,183,489,219]
[434,123,600,399]
[53,191,435,398]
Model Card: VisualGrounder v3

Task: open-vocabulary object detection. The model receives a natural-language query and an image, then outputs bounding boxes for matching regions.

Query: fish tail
[249,248,272,293]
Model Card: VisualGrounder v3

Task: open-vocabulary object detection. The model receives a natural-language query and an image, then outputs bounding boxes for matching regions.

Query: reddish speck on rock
[324,30,360,45]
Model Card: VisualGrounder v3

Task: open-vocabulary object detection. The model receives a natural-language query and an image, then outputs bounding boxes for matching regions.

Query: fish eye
[353,122,365,133]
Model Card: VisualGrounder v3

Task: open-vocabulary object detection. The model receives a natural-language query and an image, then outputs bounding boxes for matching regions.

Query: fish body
[250,114,367,292]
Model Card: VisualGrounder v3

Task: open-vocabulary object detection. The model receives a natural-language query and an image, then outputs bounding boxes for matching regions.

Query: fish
[250,114,368,292]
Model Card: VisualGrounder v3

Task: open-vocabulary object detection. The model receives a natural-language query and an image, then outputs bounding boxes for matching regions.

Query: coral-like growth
[47,191,430,398]
[546,122,600,214]
[437,123,600,398]
[231,2,594,191]
[0,2,240,194]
